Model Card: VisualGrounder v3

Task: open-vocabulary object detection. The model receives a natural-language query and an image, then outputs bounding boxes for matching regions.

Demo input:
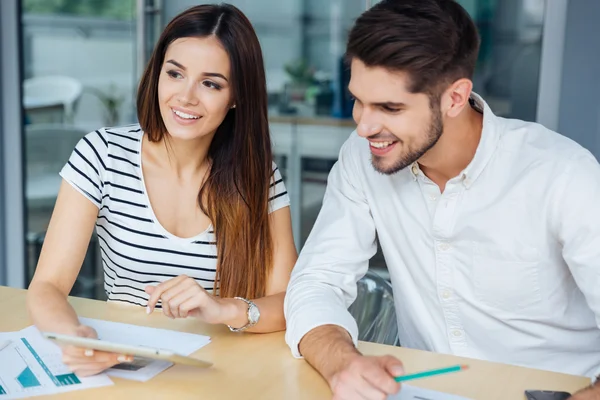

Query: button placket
[432,184,467,352]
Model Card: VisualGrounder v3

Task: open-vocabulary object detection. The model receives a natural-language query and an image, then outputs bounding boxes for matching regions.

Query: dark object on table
[525,389,571,400]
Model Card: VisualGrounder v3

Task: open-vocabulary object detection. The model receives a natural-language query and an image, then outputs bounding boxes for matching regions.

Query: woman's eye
[166,70,182,79]
[203,81,222,90]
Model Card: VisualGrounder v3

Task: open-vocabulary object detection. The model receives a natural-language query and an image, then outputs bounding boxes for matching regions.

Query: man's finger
[363,366,400,396]
[364,356,402,394]
[332,371,385,400]
[356,374,388,400]
[379,355,404,377]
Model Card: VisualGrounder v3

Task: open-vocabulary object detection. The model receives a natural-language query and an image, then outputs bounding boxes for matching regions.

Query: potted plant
[85,84,125,127]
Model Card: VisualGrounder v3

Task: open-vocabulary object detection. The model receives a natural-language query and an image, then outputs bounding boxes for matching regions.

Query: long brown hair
[136,4,273,299]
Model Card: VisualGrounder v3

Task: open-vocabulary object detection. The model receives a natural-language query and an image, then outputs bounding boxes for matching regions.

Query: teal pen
[394,364,469,382]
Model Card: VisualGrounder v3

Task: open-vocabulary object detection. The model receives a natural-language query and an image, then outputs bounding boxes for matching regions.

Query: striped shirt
[60,124,290,307]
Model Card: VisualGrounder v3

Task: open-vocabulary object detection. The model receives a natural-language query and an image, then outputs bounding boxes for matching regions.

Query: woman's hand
[60,325,133,377]
[145,275,246,326]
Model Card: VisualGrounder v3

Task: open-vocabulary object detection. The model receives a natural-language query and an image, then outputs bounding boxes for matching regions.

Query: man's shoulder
[498,117,594,167]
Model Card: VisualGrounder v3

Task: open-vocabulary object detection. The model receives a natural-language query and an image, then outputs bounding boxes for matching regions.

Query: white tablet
[42,331,213,368]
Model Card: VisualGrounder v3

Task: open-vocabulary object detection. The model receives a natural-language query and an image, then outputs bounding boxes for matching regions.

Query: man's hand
[299,325,404,400]
[569,383,600,400]
[329,354,403,400]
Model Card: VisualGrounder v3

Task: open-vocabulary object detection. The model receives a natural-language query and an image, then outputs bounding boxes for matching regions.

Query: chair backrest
[25,124,88,208]
[348,269,399,346]
[25,124,87,176]
[23,76,83,121]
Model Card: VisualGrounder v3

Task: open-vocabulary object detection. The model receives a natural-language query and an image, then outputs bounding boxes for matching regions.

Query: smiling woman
[150,36,234,142]
[26,3,297,377]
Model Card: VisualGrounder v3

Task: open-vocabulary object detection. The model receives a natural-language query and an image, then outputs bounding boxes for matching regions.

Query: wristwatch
[227,297,260,332]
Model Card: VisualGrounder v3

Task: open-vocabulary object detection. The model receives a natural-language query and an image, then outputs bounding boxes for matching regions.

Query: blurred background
[1,0,598,302]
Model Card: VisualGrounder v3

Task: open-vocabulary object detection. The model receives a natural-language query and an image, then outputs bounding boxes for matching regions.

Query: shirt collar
[409,92,500,189]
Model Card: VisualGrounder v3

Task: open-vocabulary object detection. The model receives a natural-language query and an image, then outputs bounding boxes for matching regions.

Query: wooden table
[0,286,590,399]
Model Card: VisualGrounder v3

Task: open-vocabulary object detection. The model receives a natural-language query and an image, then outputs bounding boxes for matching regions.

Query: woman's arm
[27,181,132,375]
[146,205,298,333]
[222,205,297,332]
[27,180,98,333]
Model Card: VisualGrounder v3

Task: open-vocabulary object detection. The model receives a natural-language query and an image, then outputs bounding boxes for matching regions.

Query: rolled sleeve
[285,283,360,358]
[284,133,376,358]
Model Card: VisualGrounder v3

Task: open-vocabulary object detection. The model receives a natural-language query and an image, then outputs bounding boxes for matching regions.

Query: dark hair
[137,4,273,299]
[346,0,480,98]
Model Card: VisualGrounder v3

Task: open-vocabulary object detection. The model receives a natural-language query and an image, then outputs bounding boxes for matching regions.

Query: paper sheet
[389,384,473,400]
[79,318,211,382]
[0,326,113,400]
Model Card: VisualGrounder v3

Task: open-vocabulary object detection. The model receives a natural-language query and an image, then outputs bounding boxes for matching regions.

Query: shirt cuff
[285,307,359,359]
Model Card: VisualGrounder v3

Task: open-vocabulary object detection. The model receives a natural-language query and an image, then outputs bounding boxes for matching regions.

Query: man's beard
[372,103,444,175]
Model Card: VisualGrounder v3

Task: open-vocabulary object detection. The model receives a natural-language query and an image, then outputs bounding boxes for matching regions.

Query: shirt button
[411,164,419,175]
[442,290,451,299]
[439,242,451,251]
[452,330,463,337]
[429,195,437,201]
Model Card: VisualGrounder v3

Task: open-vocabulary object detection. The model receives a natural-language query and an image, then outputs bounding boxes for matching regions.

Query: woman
[26,4,297,376]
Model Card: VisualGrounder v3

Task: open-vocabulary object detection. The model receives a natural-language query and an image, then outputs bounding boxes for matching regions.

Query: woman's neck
[146,133,212,179]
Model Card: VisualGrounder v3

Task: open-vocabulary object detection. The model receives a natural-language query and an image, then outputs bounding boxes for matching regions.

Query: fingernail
[117,355,131,363]
[393,366,405,375]
[146,306,151,314]
[84,349,94,357]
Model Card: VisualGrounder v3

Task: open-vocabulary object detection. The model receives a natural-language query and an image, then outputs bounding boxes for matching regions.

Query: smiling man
[283,1,600,399]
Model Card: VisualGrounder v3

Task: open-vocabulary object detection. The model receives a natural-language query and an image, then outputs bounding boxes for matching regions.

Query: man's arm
[569,378,600,400]
[553,149,600,391]
[284,135,377,358]
[299,324,403,399]
[299,325,362,383]
[284,135,403,399]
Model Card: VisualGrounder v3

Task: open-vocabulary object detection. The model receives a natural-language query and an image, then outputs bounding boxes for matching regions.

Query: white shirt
[284,95,600,377]
[60,124,290,306]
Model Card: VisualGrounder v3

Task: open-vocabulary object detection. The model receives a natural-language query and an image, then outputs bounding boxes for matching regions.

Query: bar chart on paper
[0,327,112,399]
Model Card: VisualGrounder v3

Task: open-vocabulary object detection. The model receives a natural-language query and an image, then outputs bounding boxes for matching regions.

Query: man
[283,1,600,399]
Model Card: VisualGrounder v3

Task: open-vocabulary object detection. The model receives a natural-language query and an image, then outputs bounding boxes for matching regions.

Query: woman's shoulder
[98,124,144,143]
[271,161,279,172]
[80,124,143,158]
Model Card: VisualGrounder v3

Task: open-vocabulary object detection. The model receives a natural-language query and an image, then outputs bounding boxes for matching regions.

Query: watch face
[248,304,260,324]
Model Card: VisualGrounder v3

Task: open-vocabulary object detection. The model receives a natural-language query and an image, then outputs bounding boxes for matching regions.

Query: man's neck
[418,104,483,192]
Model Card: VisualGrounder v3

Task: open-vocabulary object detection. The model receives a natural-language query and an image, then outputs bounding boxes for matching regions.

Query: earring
[231,104,236,109]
